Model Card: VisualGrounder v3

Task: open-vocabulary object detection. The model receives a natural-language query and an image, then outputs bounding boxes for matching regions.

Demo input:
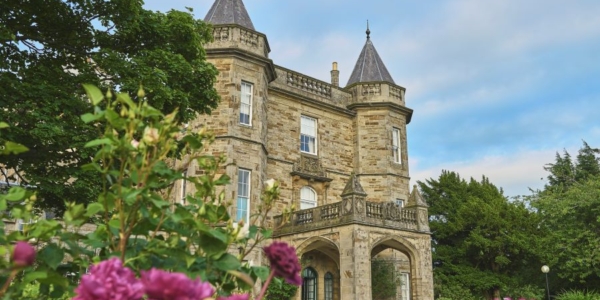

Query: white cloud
[410,149,561,197]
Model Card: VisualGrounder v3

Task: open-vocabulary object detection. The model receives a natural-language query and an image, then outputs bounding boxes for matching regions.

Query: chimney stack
[330,62,339,87]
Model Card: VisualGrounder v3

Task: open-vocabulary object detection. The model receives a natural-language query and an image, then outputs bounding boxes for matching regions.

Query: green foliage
[0,86,281,298]
[0,0,219,213]
[556,290,600,300]
[531,141,600,291]
[532,176,600,289]
[543,141,600,192]
[265,278,299,300]
[437,283,480,300]
[420,171,543,299]
[371,260,398,299]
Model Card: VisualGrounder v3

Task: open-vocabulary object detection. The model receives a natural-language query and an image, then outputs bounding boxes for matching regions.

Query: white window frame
[400,272,410,300]
[395,198,404,208]
[240,81,253,126]
[300,186,317,210]
[300,116,317,154]
[392,127,401,164]
[180,171,188,205]
[236,169,251,223]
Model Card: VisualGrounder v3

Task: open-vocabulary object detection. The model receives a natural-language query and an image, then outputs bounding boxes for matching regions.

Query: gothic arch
[296,236,340,269]
[370,235,422,278]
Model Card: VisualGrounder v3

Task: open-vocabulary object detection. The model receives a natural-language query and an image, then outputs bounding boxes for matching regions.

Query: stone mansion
[180,0,434,299]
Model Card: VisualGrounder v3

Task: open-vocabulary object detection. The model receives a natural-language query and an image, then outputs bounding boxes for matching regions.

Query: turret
[345,23,413,204]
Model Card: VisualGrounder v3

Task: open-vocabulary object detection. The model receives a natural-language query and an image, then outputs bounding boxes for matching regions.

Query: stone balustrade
[273,198,421,237]
[206,24,270,58]
[276,68,333,98]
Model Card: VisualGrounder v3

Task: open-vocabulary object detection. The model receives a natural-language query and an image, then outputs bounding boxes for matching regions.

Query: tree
[543,141,600,192]
[419,171,543,300]
[0,0,219,212]
[533,176,600,291]
[532,142,600,291]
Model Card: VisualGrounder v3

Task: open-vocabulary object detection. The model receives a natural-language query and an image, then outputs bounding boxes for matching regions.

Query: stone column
[339,226,372,300]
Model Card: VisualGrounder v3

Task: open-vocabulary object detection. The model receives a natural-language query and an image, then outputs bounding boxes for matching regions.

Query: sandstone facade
[185,1,434,299]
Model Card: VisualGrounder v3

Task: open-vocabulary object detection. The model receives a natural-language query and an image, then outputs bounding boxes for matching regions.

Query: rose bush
[0,86,300,299]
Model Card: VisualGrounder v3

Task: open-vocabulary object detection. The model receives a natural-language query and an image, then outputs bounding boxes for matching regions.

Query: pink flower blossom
[263,241,302,285]
[141,268,215,300]
[12,241,36,267]
[73,257,144,300]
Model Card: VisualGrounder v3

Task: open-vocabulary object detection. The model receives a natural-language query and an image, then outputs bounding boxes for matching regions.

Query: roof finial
[366,20,371,39]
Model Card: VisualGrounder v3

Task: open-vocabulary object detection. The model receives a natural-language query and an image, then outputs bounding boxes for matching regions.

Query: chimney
[330,62,339,87]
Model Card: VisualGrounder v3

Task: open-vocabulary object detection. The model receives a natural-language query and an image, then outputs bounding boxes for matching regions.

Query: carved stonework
[361,83,381,96]
[343,198,352,215]
[292,155,328,179]
[418,210,430,232]
[341,174,367,196]
[213,27,230,42]
[240,28,259,48]
[355,197,364,213]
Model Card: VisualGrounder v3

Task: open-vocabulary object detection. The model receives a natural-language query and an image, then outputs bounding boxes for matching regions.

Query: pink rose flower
[141,268,215,300]
[263,241,302,285]
[73,257,144,300]
[12,241,36,267]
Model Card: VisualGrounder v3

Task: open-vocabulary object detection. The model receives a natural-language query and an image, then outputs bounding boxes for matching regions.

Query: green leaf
[2,141,28,154]
[23,271,48,284]
[83,84,104,105]
[252,266,271,281]
[3,187,26,202]
[81,112,104,123]
[38,244,65,270]
[214,253,241,271]
[85,203,105,217]
[0,122,9,129]
[84,138,112,148]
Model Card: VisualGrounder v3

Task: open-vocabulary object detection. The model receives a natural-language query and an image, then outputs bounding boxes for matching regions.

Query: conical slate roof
[204,0,255,30]
[346,28,395,86]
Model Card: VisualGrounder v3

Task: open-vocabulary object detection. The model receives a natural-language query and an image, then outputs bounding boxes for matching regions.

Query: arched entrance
[371,236,421,300]
[296,237,340,300]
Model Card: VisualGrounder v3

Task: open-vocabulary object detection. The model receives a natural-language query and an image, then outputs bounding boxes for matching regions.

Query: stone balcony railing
[205,24,270,58]
[273,196,424,237]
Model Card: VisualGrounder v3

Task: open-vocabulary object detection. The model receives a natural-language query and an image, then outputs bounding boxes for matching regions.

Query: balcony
[273,196,425,237]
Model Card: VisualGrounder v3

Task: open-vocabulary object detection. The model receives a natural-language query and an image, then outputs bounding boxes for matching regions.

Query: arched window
[302,267,317,300]
[300,186,317,209]
[324,272,333,300]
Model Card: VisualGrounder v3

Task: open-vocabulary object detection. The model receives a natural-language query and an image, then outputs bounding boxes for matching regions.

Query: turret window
[392,127,401,164]
[236,169,251,222]
[300,116,317,154]
[240,81,253,126]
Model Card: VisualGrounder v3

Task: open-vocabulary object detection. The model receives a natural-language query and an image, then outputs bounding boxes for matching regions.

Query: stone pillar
[339,226,372,300]
[330,62,339,87]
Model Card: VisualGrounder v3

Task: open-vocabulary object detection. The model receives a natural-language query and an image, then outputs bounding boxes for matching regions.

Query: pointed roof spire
[408,185,428,207]
[204,0,255,30]
[346,24,395,86]
[341,173,367,197]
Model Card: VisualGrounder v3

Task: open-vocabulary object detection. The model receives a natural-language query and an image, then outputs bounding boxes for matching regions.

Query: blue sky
[144,0,600,197]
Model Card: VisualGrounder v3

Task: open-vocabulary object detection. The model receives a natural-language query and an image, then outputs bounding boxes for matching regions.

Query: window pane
[300,116,317,154]
[300,186,317,209]
[240,82,252,125]
[237,170,250,222]
[325,272,333,300]
[393,128,401,163]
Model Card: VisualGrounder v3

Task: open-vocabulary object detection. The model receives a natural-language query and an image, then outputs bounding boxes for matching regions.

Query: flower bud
[137,85,145,99]
[264,179,278,192]
[142,127,159,144]
[12,241,36,267]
